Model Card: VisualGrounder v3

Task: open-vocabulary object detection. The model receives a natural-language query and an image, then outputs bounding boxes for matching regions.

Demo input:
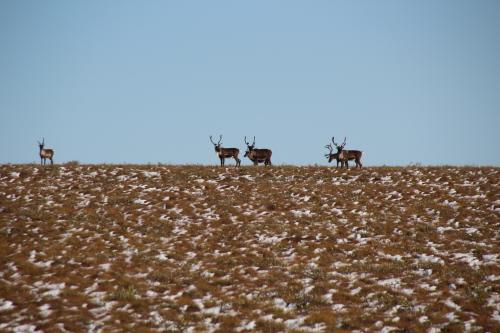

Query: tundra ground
[0,165,499,332]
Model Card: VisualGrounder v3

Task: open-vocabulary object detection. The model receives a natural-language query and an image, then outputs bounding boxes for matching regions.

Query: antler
[324,144,333,157]
[331,137,338,148]
[244,136,256,147]
[332,136,347,149]
[210,135,223,145]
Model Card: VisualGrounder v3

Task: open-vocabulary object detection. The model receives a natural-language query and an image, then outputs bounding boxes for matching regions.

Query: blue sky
[1,1,499,166]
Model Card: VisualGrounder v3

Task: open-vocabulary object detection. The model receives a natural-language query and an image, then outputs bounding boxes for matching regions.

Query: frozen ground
[0,165,498,332]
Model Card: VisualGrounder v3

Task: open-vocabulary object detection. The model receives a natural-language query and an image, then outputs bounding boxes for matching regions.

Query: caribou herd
[209,135,362,168]
[35,136,363,168]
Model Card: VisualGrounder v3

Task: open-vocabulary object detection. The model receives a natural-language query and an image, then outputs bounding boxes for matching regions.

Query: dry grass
[0,164,499,332]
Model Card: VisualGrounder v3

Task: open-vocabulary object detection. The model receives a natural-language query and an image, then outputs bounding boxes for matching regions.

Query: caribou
[209,135,241,167]
[326,137,363,168]
[244,136,272,166]
[324,143,342,168]
[38,138,55,166]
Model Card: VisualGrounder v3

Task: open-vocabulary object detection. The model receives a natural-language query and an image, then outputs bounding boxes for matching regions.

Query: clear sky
[1,1,499,166]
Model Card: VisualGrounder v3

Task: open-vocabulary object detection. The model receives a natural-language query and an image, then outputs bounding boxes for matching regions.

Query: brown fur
[325,137,362,168]
[210,135,241,167]
[38,139,54,166]
[339,150,363,168]
[244,136,272,166]
[245,148,272,166]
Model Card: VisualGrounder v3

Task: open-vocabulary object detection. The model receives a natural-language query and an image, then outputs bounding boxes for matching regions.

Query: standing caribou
[210,135,241,167]
[38,138,55,166]
[324,143,342,168]
[244,136,272,166]
[325,137,362,168]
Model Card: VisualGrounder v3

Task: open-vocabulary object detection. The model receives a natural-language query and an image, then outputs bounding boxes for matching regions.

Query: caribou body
[325,137,362,168]
[244,136,272,166]
[210,135,241,167]
[38,138,54,166]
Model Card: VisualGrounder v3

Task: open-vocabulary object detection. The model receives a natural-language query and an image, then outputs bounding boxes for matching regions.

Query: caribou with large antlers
[244,136,272,166]
[38,138,55,166]
[326,137,363,168]
[324,143,342,168]
[210,135,241,167]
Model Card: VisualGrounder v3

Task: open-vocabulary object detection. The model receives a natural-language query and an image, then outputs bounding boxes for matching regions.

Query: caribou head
[209,135,223,153]
[324,143,339,164]
[331,136,346,154]
[244,136,256,158]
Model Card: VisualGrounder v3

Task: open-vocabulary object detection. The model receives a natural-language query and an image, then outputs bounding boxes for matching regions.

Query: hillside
[0,165,499,332]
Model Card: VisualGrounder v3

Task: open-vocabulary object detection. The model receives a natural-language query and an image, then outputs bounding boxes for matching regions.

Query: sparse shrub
[373,292,401,310]
[264,202,277,211]
[149,271,176,284]
[465,284,491,302]
[108,285,137,301]
[304,267,328,282]
[255,319,286,332]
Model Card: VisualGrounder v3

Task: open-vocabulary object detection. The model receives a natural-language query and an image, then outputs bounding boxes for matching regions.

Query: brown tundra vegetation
[0,164,499,332]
